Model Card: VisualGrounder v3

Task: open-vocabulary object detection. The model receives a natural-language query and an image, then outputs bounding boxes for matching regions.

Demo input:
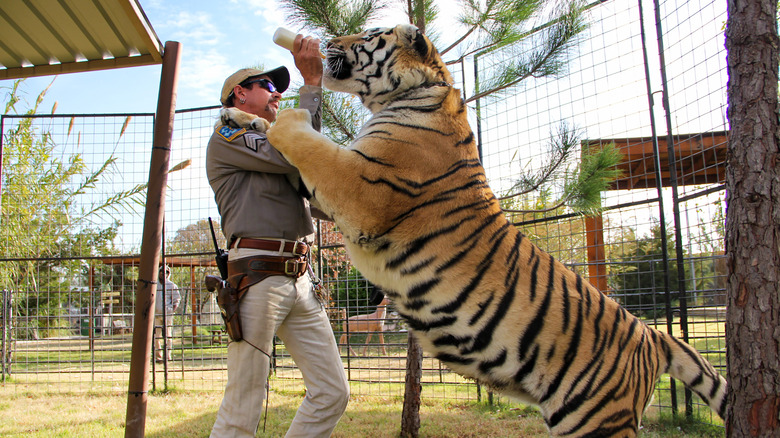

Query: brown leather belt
[227,255,308,293]
[231,237,308,256]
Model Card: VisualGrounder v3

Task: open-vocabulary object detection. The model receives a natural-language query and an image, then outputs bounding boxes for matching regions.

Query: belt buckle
[284,258,300,276]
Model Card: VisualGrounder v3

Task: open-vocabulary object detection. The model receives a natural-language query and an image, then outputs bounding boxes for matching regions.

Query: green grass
[640,413,725,437]
[0,382,724,437]
[1,317,727,436]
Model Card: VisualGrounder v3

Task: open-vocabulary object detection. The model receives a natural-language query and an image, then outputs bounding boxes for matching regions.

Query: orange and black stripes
[316,24,727,437]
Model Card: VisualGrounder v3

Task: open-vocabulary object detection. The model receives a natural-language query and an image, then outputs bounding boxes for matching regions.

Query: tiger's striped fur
[262,24,726,437]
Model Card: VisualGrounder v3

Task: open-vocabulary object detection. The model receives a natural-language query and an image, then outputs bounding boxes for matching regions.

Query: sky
[0,0,414,115]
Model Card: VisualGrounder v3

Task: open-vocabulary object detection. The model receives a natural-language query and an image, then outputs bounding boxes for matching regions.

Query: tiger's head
[324,24,454,113]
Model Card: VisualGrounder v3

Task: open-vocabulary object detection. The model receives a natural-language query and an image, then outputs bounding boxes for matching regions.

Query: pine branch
[499,126,622,216]
[406,0,437,33]
[501,122,578,201]
[323,98,356,143]
[278,0,386,37]
[562,141,623,215]
[441,24,478,56]
[465,1,588,103]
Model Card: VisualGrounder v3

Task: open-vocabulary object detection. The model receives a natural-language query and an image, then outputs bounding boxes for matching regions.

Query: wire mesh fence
[1,0,726,425]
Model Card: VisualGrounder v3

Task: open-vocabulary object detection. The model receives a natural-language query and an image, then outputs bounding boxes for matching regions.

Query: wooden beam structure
[583,131,728,293]
[589,131,728,190]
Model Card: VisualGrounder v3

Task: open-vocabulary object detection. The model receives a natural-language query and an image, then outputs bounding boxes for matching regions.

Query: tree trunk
[401,332,422,438]
[725,0,780,436]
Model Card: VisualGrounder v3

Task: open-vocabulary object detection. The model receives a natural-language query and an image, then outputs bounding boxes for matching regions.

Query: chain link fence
[1,0,726,425]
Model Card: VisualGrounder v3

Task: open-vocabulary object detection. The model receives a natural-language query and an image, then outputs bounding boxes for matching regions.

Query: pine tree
[724,0,780,435]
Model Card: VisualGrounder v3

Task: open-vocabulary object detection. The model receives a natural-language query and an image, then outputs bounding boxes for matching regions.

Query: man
[207,33,349,437]
[155,264,181,362]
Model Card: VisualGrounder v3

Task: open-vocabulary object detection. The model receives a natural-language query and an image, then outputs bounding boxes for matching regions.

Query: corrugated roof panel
[22,2,79,64]
[92,0,134,58]
[116,0,162,60]
[59,1,107,60]
[0,0,163,79]
[0,3,48,68]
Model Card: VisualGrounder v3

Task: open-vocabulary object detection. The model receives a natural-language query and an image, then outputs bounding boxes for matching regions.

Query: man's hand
[293,34,323,87]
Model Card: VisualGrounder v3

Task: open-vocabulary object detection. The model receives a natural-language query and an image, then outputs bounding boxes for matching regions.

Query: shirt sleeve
[171,285,181,309]
[298,85,323,132]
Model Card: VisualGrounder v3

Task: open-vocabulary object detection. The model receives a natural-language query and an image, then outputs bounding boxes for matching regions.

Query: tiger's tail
[660,331,727,419]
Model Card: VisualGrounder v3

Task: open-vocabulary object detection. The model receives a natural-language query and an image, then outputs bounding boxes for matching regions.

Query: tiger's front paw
[250,117,271,132]
[267,109,315,152]
[217,107,271,133]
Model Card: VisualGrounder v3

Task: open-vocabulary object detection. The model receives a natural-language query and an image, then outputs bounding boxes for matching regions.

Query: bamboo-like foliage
[0,80,146,318]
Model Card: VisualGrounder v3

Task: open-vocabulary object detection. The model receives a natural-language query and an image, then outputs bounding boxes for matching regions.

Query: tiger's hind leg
[547,417,640,438]
[216,107,271,132]
[543,395,642,438]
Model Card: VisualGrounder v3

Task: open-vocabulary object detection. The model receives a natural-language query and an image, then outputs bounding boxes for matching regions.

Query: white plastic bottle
[273,27,325,58]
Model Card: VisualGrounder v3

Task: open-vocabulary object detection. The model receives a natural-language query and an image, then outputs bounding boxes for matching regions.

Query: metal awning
[0,0,163,80]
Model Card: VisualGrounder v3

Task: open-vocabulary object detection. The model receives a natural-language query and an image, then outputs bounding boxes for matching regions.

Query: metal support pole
[124,40,181,438]
[652,0,692,416]
[190,265,197,344]
[0,115,4,197]
[638,0,678,414]
[473,54,484,163]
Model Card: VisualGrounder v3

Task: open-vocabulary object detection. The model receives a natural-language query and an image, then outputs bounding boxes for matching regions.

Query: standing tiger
[224,24,727,437]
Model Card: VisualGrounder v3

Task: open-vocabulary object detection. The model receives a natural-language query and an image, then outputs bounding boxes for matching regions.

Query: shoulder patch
[216,125,246,142]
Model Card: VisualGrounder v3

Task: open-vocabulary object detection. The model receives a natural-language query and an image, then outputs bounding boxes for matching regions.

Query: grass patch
[0,383,724,437]
[641,412,725,437]
[1,316,726,436]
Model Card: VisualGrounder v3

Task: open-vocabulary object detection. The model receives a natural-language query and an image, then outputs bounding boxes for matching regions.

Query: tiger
[222,23,728,437]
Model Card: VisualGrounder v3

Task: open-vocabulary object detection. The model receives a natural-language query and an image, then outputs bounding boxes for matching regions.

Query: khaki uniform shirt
[206,85,322,243]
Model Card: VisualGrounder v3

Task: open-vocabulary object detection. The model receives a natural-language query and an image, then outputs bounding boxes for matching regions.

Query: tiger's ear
[396,24,429,58]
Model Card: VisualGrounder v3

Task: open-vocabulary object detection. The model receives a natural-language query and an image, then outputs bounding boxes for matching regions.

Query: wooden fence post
[401,332,422,437]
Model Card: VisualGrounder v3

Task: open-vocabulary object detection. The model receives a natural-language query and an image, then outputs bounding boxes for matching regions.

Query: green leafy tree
[1,80,145,338]
[165,218,226,312]
[167,218,226,256]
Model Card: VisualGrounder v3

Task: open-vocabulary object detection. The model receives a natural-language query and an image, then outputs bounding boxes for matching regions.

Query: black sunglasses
[242,78,277,93]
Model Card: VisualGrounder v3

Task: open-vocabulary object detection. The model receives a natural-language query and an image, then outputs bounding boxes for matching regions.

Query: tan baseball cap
[220,66,290,105]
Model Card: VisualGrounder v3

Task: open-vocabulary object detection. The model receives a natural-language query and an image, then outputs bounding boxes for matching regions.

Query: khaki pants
[154,313,173,361]
[211,245,349,438]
